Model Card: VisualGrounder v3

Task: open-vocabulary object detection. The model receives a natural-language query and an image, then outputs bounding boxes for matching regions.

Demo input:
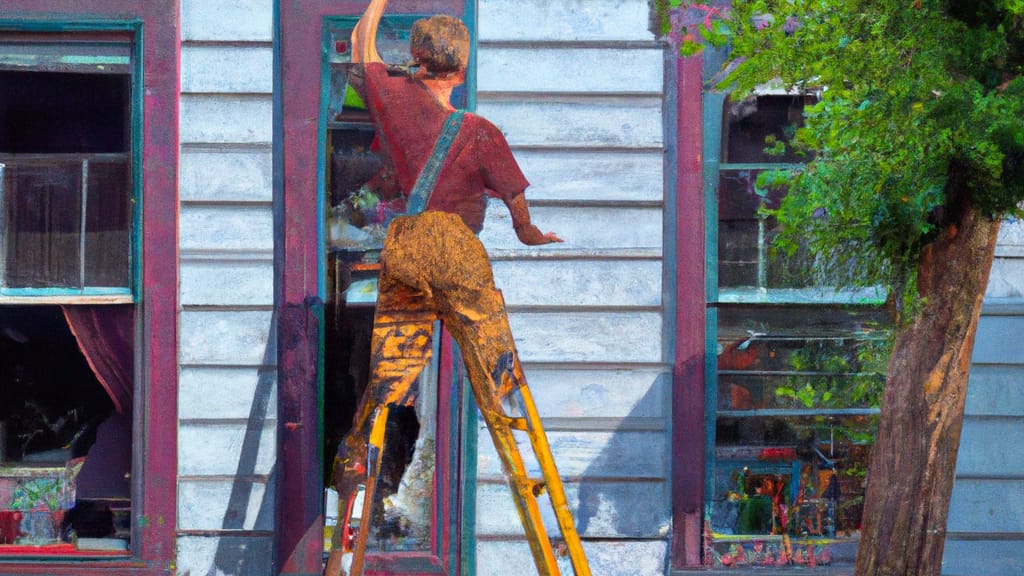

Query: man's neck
[416,69,463,111]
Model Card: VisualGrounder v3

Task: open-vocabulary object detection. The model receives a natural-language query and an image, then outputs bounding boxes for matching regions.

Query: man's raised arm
[351,0,387,64]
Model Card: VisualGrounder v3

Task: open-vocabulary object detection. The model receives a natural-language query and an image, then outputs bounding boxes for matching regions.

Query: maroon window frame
[0,2,178,575]
[276,2,468,574]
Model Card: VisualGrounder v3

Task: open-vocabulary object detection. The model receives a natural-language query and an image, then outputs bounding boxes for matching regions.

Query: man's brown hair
[410,15,469,75]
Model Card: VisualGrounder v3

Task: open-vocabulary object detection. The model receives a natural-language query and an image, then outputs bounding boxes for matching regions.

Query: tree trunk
[855,205,1000,576]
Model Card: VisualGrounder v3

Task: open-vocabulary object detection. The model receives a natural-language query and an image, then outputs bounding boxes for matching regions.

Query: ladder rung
[525,477,547,497]
[491,413,530,431]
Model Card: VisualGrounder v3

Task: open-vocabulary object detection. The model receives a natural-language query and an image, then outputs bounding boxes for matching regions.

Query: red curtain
[61,305,134,415]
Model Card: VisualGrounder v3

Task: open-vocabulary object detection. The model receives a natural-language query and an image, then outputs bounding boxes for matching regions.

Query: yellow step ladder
[346,346,591,576]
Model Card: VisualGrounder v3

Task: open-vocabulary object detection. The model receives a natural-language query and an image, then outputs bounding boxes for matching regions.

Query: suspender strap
[406,110,465,215]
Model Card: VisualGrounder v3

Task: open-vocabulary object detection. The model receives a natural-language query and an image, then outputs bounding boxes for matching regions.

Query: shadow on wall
[207,313,278,576]
[572,371,672,540]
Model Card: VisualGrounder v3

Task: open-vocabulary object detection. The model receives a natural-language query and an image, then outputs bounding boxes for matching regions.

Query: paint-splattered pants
[331,210,524,549]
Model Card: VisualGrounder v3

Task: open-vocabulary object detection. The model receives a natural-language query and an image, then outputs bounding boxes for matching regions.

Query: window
[0,28,138,560]
[705,94,890,568]
[319,13,467,569]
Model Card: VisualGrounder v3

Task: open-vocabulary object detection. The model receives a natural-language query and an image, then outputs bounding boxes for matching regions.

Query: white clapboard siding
[177,0,276,573]
[180,147,273,203]
[474,1,670,568]
[492,259,661,308]
[971,313,1024,364]
[178,421,277,477]
[480,205,663,253]
[475,480,670,539]
[955,419,1024,477]
[176,536,273,576]
[523,368,670,419]
[966,365,1024,417]
[509,311,662,364]
[476,430,668,479]
[181,0,273,42]
[180,205,274,253]
[181,260,275,306]
[179,367,277,420]
[179,310,276,366]
[178,478,273,531]
[942,540,1024,576]
[182,45,274,94]
[986,256,1024,299]
[180,95,274,145]
[478,47,663,95]
[479,0,654,43]
[514,149,664,203]
[477,540,668,576]
[477,97,663,149]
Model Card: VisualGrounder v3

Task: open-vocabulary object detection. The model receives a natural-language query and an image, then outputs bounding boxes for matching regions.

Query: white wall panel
[474,480,670,538]
[180,310,275,366]
[178,479,272,531]
[513,149,664,203]
[180,205,274,253]
[476,430,668,479]
[492,259,661,308]
[180,148,273,202]
[479,0,654,42]
[182,0,273,42]
[478,47,663,94]
[180,95,273,144]
[524,368,670,419]
[178,422,276,476]
[509,311,662,364]
[477,540,668,576]
[182,45,273,94]
[180,367,277,420]
[480,205,662,253]
[476,98,663,148]
[181,260,274,306]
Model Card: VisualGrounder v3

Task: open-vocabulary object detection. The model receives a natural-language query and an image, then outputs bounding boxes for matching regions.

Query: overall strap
[406,110,465,215]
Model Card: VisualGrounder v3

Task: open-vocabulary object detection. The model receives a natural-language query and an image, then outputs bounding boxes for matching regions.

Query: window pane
[3,162,82,288]
[709,304,889,565]
[84,160,130,287]
[724,95,812,164]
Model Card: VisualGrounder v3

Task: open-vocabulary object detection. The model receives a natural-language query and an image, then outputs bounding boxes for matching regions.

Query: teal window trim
[0,19,143,301]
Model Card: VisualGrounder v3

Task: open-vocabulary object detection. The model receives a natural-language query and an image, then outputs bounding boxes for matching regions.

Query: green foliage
[670,1,1024,319]
[775,334,890,410]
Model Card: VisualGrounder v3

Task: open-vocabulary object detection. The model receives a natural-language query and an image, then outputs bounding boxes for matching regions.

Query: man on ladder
[324,1,591,575]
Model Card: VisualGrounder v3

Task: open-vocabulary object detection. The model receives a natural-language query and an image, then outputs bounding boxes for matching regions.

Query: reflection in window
[707,95,891,567]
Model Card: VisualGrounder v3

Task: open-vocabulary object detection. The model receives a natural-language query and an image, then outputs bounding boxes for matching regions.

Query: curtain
[61,305,134,415]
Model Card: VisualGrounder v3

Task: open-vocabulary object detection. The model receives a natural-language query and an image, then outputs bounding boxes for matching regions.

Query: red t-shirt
[359,62,529,233]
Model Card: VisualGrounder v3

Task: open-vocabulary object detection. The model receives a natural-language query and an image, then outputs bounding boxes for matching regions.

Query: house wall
[943,222,1024,575]
[176,1,278,574]
[473,1,672,574]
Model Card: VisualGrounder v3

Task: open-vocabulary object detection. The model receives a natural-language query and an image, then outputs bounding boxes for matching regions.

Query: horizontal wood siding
[475,1,670,573]
[944,224,1024,575]
[177,0,276,574]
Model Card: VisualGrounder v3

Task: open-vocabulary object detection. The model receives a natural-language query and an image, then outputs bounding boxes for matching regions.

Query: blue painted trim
[464,0,477,113]
[130,20,143,300]
[0,19,140,32]
[458,351,478,576]
[317,20,332,304]
[702,91,725,518]
[0,287,131,297]
[458,4,478,572]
